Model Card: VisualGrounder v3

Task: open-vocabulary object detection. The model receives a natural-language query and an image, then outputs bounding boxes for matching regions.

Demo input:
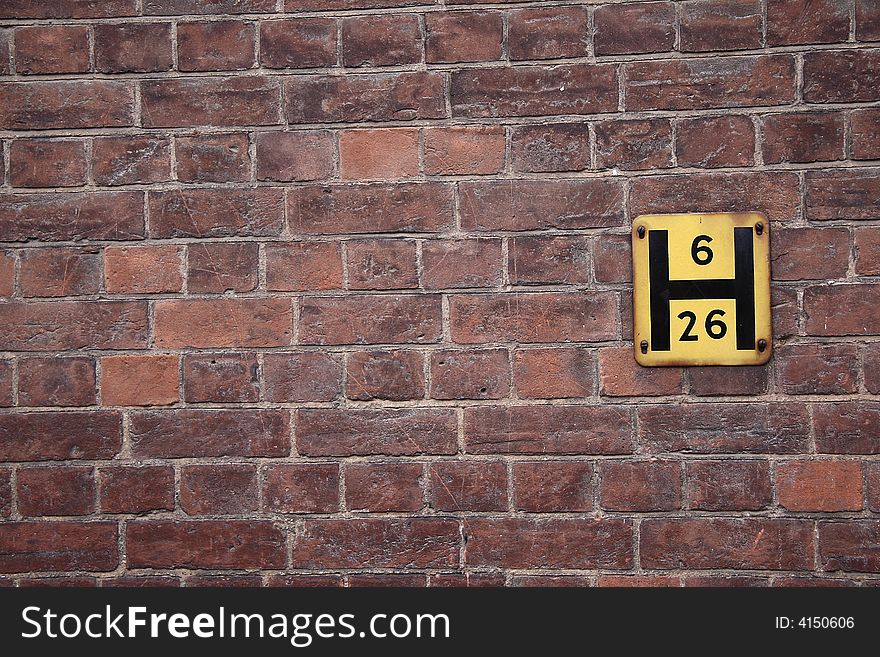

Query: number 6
[691,235,714,265]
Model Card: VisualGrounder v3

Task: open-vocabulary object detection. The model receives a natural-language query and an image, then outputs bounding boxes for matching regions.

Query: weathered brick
[869,463,880,511]
[805,171,880,221]
[509,7,589,60]
[92,136,172,186]
[10,139,87,188]
[777,460,863,512]
[0,252,12,298]
[300,295,441,345]
[814,401,880,454]
[188,242,258,293]
[430,573,506,588]
[513,461,593,512]
[594,2,675,55]
[0,411,121,462]
[149,188,283,238]
[465,518,633,569]
[639,403,810,453]
[803,50,880,102]
[342,14,422,67]
[127,521,285,569]
[0,81,135,129]
[865,344,880,393]
[0,522,118,573]
[511,124,590,173]
[94,23,172,73]
[762,112,845,163]
[265,242,343,292]
[596,119,673,171]
[776,344,859,395]
[0,363,11,407]
[185,575,261,587]
[155,298,291,348]
[145,0,274,13]
[181,464,258,515]
[98,466,174,514]
[599,576,680,587]
[0,30,7,76]
[625,56,796,110]
[511,575,592,587]
[176,133,251,183]
[820,521,880,572]
[852,109,880,159]
[600,346,683,397]
[263,352,342,402]
[430,348,510,400]
[130,409,289,458]
[18,356,96,407]
[260,18,337,69]
[465,405,632,455]
[450,292,617,344]
[424,126,505,175]
[429,461,507,512]
[804,284,880,335]
[421,239,502,289]
[184,352,259,403]
[178,21,255,72]
[771,227,850,280]
[347,350,424,400]
[101,355,179,407]
[425,11,502,63]
[641,519,814,570]
[680,0,763,52]
[600,460,681,511]
[256,130,335,182]
[296,408,457,456]
[509,235,590,285]
[857,0,880,40]
[262,464,339,513]
[19,247,101,297]
[513,347,595,399]
[768,0,851,45]
[688,366,769,396]
[452,64,617,117]
[675,115,756,168]
[267,574,342,588]
[687,460,771,510]
[14,26,89,75]
[345,462,424,512]
[105,245,182,294]
[141,77,280,127]
[1,0,136,18]
[18,466,94,516]
[592,234,632,283]
[856,228,880,276]
[340,129,419,180]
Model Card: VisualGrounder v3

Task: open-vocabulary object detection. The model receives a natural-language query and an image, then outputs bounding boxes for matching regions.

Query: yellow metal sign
[632,212,771,367]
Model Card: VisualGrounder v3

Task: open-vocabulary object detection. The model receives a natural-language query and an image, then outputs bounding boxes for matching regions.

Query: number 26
[678,309,728,341]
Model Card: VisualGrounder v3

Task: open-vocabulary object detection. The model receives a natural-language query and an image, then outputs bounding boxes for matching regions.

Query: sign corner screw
[757,339,768,352]
[640,340,649,354]
[755,222,764,235]
[637,226,646,239]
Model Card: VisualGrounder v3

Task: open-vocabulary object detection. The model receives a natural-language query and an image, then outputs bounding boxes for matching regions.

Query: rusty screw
[755,222,764,235]
[637,225,646,239]
[640,340,649,354]
[757,339,768,352]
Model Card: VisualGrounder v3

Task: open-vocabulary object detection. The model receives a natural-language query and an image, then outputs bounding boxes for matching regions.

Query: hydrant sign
[632,212,772,367]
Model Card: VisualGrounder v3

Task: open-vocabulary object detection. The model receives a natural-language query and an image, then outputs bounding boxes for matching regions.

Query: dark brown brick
[260,18,337,69]
[10,139,87,188]
[595,119,673,171]
[675,115,756,168]
[300,295,442,345]
[14,26,89,75]
[768,0,850,45]
[814,401,880,454]
[263,464,339,513]
[176,133,251,183]
[429,461,507,511]
[344,462,424,512]
[19,247,101,297]
[680,0,763,52]
[149,188,283,238]
[762,112,845,163]
[184,353,260,403]
[425,11,502,63]
[0,362,11,408]
[18,356,95,407]
[423,126,506,175]
[865,344,880,393]
[346,239,419,290]
[820,521,880,572]
[263,352,342,402]
[342,14,422,67]
[509,235,590,285]
[178,21,255,72]
[430,349,510,400]
[0,252,11,298]
[869,462,880,511]
[256,131,335,182]
[687,366,769,396]
[686,460,771,510]
[771,227,850,280]
[0,411,121,462]
[0,81,135,130]
[804,284,880,335]
[99,466,174,514]
[18,466,95,517]
[600,346,683,397]
[181,464,258,515]
[340,128,419,180]
[776,344,859,395]
[513,348,595,399]
[154,298,291,348]
[593,234,632,283]
[509,7,589,60]
[187,242,258,293]
[95,23,173,73]
[265,242,343,292]
[145,0,274,13]
[510,124,590,173]
[805,171,880,221]
[347,349,424,401]
[513,461,593,512]
[421,239,502,289]
[856,228,880,275]
[594,2,675,55]
[1,1,136,18]
[92,136,171,186]
[141,77,280,127]
[857,0,880,40]
[0,522,118,573]
[600,460,681,511]
[852,108,880,159]
[430,573,505,587]
[803,50,880,102]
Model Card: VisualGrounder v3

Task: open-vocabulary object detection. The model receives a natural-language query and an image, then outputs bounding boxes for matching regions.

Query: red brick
[680,0,763,51]
[0,411,121,462]
[260,18,337,69]
[127,520,285,569]
[600,347,683,397]
[686,460,771,510]
[366,250,451,297]
[10,139,87,188]
[465,518,633,569]
[101,355,178,407]
[340,129,419,180]
[20,577,98,587]
[349,574,426,587]
[18,356,96,407]
[511,575,591,587]
[804,284,880,335]
[508,235,589,285]
[92,136,171,186]
[768,0,850,45]
[460,180,624,230]
[600,460,681,511]
[865,344,880,393]
[0,81,135,130]
[820,521,880,572]
[630,172,800,220]
[288,183,453,234]
[155,299,291,348]
[0,301,147,350]
[181,464,258,515]
[1,1,136,18]
[430,348,510,400]
[852,109,880,159]
[19,247,101,297]
[430,573,505,587]
[593,234,632,283]
[771,227,850,280]
[425,11,502,63]
[184,353,259,403]
[296,408,457,457]
[685,575,768,587]
[599,576,680,587]
[347,350,424,401]
[424,126,505,175]
[286,72,445,123]
[0,30,7,76]
[145,0,274,13]
[452,64,617,117]
[464,405,632,455]
[513,347,594,399]
[256,130,334,182]
[774,576,855,587]
[869,463,880,511]
[776,344,859,395]
[639,403,810,453]
[510,124,588,173]
[1,470,10,514]
[513,461,592,512]
[625,56,796,111]
[104,245,182,294]
[14,26,89,75]
[187,242,258,293]
[0,362,11,407]
[345,462,424,512]
[509,7,589,60]
[263,464,339,513]
[263,352,342,402]
[178,21,255,72]
[185,575,261,587]
[777,460,863,512]
[265,242,343,291]
[98,466,174,514]
[292,519,459,569]
[150,188,282,238]
[94,23,172,73]
[451,292,618,344]
[421,239,502,289]
[641,519,814,570]
[267,574,342,587]
[342,14,421,67]
[428,461,507,511]
[300,294,441,345]
[0,252,12,298]
[857,0,880,39]
[130,409,289,458]
[176,133,251,183]
[18,466,94,516]
[806,171,880,221]
[0,522,118,573]
[595,119,673,171]
[284,0,430,8]
[594,2,675,54]
[814,401,880,454]
[687,366,769,396]
[676,115,756,168]
[803,50,880,102]
[104,577,180,587]
[141,77,280,128]
[762,112,845,163]
[1,192,144,242]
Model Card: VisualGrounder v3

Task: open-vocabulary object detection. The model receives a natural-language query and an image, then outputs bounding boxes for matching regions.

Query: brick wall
[0,0,878,587]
